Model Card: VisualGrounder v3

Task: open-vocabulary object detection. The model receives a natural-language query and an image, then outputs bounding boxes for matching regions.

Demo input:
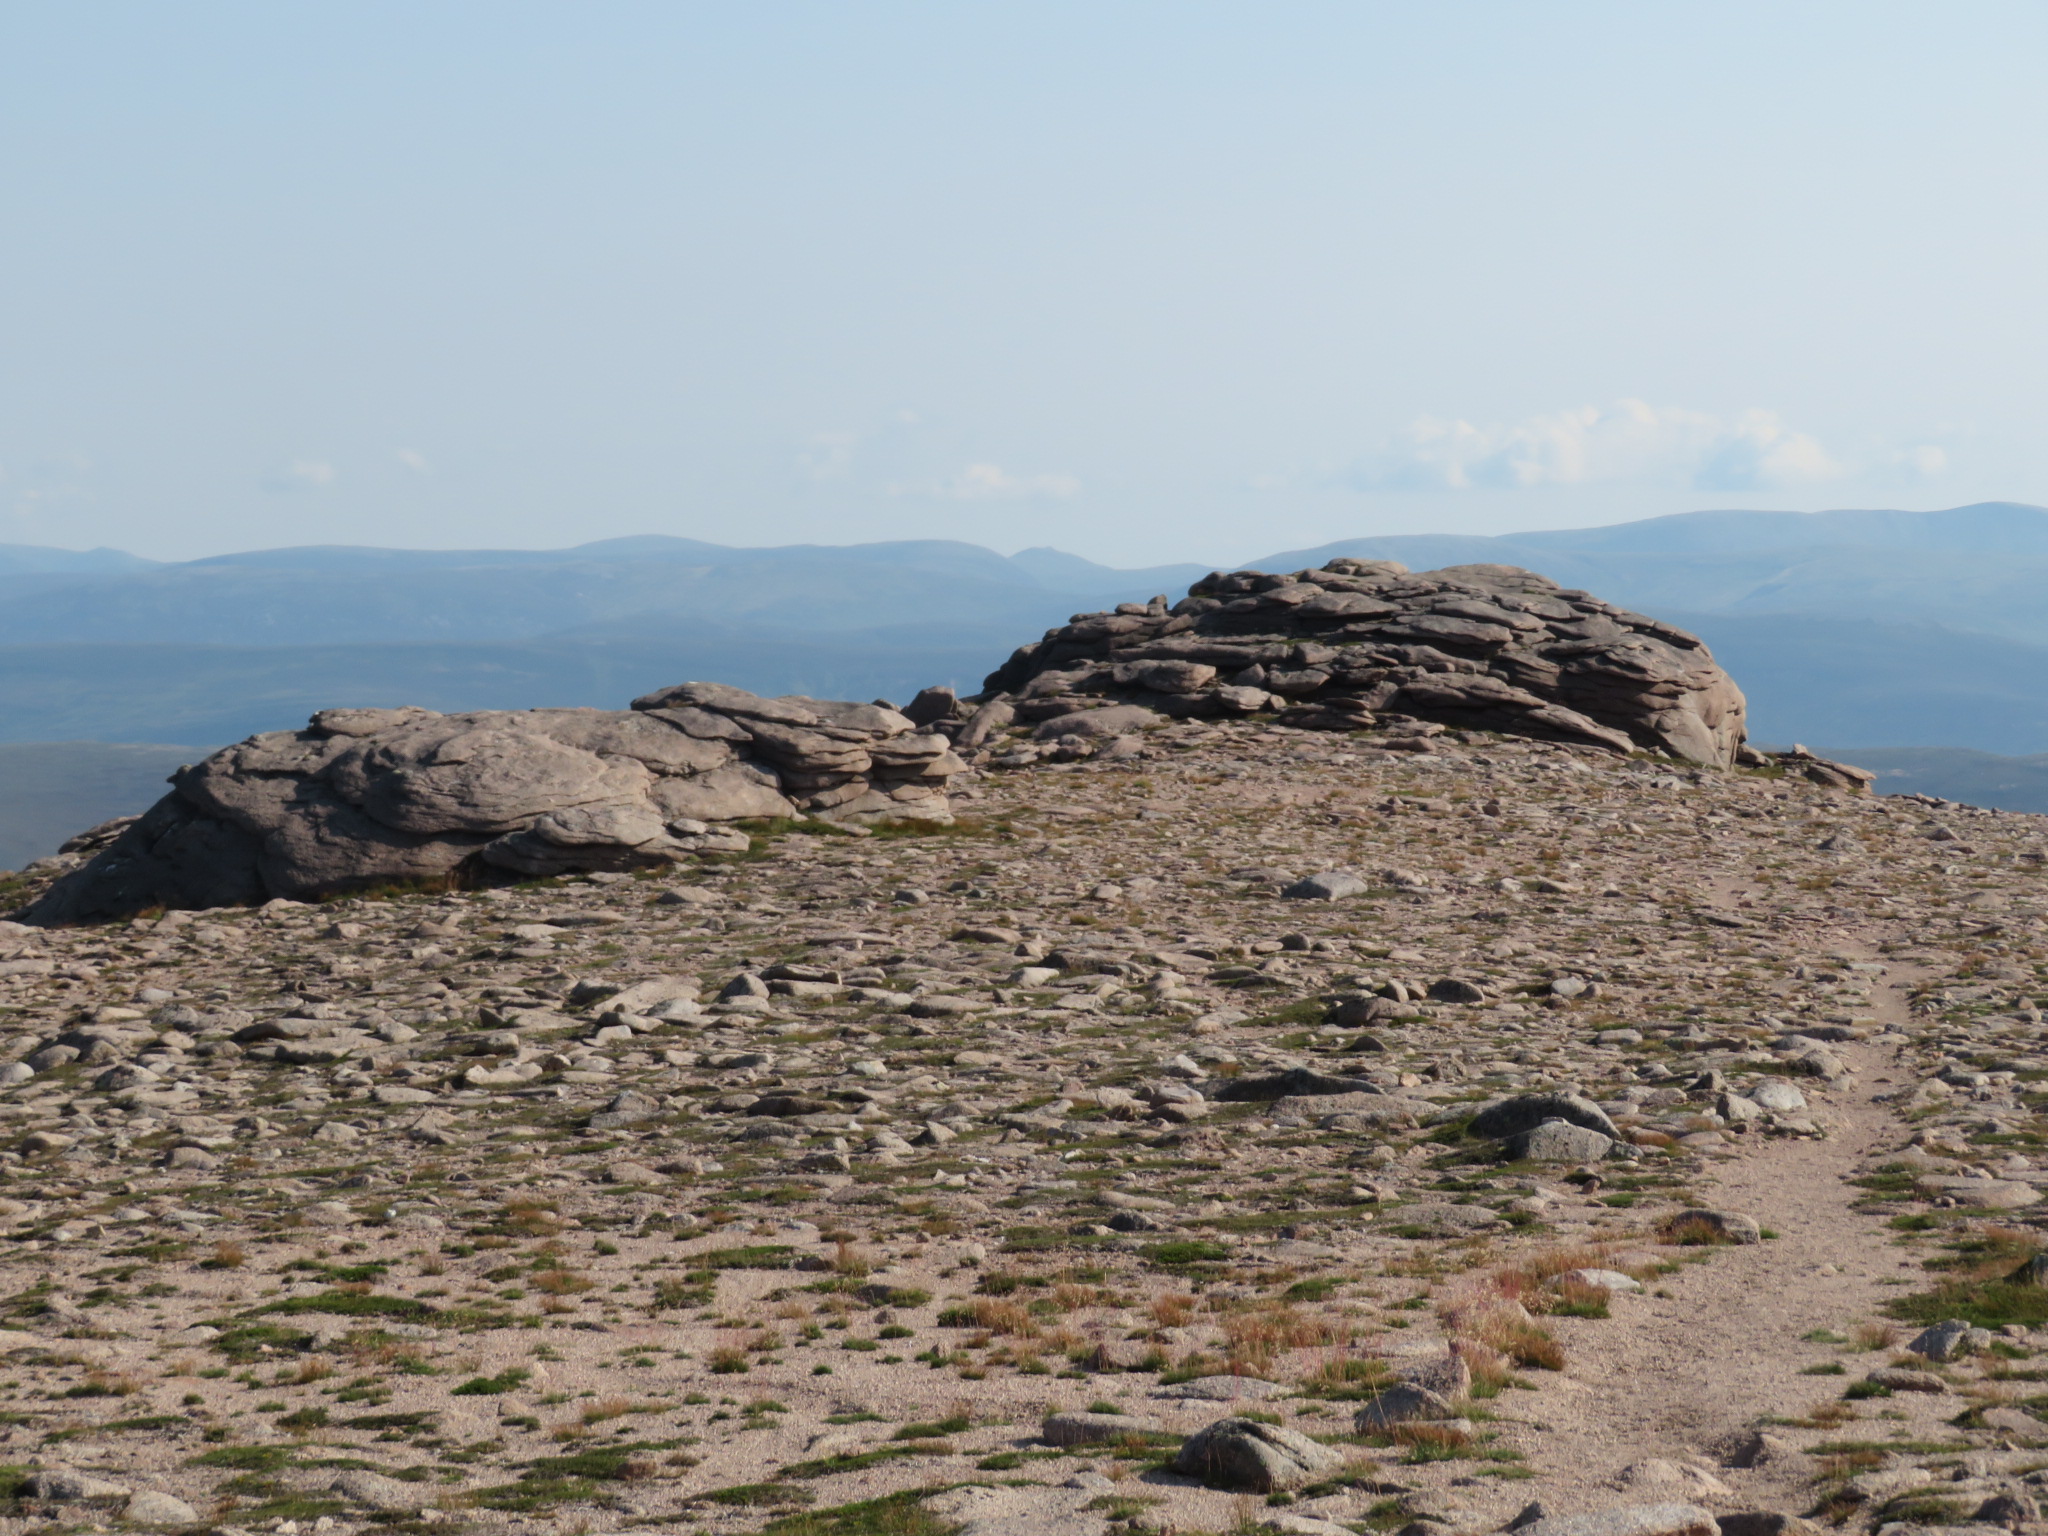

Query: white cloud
[1897,443,1949,477]
[798,431,859,483]
[396,448,431,474]
[890,462,1081,501]
[264,459,338,493]
[1351,399,1847,493]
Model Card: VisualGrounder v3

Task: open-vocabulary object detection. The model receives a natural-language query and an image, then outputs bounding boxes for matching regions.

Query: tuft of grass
[452,1368,531,1396]
[759,1488,960,1536]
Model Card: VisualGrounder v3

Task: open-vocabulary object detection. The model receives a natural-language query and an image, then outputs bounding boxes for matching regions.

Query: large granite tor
[23,682,963,923]
[975,558,1749,765]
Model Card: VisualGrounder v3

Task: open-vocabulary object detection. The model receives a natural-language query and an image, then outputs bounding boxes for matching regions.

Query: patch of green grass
[777,1448,913,1479]
[253,1291,437,1320]
[761,1487,964,1535]
[689,1245,800,1271]
[1883,1276,2048,1331]
[703,1482,816,1507]
[190,1444,296,1471]
[451,1368,530,1396]
[1283,1278,1341,1302]
[893,1416,970,1440]
[345,1411,437,1431]
[1141,1240,1232,1268]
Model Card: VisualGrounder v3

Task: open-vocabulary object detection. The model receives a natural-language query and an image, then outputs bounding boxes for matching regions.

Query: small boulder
[1505,1120,1615,1163]
[1353,1382,1456,1430]
[1559,1268,1642,1293]
[331,1469,431,1512]
[1154,1375,1283,1402]
[1749,1079,1806,1113]
[124,1491,199,1524]
[27,1468,131,1501]
[1428,977,1488,1004]
[1470,1092,1621,1142]
[1905,1318,1990,1362]
[1281,870,1370,901]
[1515,1505,1721,1536]
[1171,1416,1347,1493]
[1665,1209,1761,1245]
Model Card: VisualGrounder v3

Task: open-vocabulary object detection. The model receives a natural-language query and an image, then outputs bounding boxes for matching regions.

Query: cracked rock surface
[978,558,1750,766]
[22,684,964,924]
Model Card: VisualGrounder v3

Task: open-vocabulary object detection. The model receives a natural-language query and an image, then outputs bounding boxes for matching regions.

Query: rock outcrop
[21,682,962,923]
[975,558,1749,765]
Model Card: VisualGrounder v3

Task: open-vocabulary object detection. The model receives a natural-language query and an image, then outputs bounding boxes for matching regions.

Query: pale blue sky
[2,2,2044,564]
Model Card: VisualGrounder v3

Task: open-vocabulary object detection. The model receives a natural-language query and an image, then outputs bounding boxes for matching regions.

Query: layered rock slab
[977,557,1750,765]
[21,684,963,922]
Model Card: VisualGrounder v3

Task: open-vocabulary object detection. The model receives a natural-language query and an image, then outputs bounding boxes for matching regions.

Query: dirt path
[1510,946,1939,1510]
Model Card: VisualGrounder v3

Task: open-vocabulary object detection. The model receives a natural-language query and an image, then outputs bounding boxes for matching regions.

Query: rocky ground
[0,715,2042,1536]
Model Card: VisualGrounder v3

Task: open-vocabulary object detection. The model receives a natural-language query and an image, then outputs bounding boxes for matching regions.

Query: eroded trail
[1517,947,1934,1510]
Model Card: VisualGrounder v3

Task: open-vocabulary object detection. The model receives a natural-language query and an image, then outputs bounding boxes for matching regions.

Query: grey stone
[1749,1079,1807,1112]
[1282,869,1370,900]
[330,1469,432,1512]
[1505,1120,1616,1162]
[977,558,1748,766]
[124,1491,199,1524]
[25,682,961,923]
[1470,1092,1622,1141]
[1906,1318,1982,1362]
[1353,1382,1456,1429]
[1428,977,1489,1004]
[27,1468,131,1501]
[1559,1268,1643,1293]
[1031,704,1166,740]
[1667,1209,1762,1244]
[1863,1366,1948,1392]
[1154,1375,1283,1401]
[1515,1505,1721,1536]
[1171,1416,1347,1492]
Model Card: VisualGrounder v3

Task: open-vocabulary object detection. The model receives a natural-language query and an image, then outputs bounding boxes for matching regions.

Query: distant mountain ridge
[4,501,2048,755]
[0,535,1211,646]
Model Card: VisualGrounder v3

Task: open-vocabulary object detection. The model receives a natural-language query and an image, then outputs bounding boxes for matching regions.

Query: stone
[1921,1176,2040,1209]
[27,1468,131,1500]
[1666,1209,1761,1244]
[1470,1092,1622,1141]
[1906,1318,1984,1362]
[1749,1079,1807,1112]
[331,1469,432,1512]
[1353,1382,1457,1429]
[1560,1268,1643,1293]
[25,682,962,922]
[124,1491,199,1524]
[1282,870,1371,900]
[977,558,1748,765]
[1712,1516,1821,1536]
[1031,704,1165,741]
[1515,1505,1721,1536]
[1505,1120,1615,1162]
[1171,1416,1348,1493]
[1154,1375,1284,1401]
[1428,977,1488,1004]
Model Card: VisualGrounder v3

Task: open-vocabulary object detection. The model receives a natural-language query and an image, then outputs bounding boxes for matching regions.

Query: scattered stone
[123,1491,199,1524]
[1171,1416,1347,1493]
